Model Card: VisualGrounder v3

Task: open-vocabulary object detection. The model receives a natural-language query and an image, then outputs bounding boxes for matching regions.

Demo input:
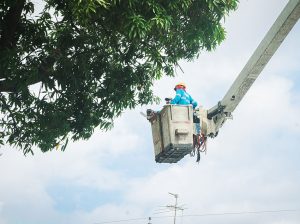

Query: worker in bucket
[169,82,200,135]
[148,82,196,121]
[170,82,198,109]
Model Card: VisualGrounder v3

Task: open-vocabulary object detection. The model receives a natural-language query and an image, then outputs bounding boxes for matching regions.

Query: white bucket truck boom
[147,0,300,163]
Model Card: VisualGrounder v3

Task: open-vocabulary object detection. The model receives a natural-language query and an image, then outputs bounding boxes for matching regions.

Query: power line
[176,209,300,218]
[94,208,300,224]
[94,217,146,224]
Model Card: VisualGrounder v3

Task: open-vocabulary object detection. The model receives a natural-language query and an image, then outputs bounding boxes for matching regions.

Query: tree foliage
[0,0,238,154]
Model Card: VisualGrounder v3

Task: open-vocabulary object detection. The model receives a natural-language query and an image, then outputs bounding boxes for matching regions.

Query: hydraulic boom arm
[205,0,300,136]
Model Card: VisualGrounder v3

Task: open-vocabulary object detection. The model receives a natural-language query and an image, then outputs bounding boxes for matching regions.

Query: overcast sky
[1,0,300,224]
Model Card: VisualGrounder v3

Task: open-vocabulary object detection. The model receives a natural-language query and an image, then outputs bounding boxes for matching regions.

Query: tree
[0,0,238,154]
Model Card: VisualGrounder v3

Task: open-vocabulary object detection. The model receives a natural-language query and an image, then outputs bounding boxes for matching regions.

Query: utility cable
[177,209,300,218]
[94,208,300,224]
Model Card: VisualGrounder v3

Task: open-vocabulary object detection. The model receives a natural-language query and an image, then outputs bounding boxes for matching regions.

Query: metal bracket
[207,101,225,120]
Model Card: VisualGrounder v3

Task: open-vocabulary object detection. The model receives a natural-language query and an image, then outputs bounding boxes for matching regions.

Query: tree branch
[0,80,17,92]
[0,55,57,93]
[0,0,26,51]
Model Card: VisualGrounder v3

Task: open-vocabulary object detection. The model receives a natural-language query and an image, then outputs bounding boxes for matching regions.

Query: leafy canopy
[0,0,238,154]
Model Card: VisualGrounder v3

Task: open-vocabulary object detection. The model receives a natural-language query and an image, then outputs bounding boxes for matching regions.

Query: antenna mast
[168,192,185,224]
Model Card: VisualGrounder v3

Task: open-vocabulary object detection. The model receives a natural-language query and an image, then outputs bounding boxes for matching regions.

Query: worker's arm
[170,89,183,104]
[189,95,198,109]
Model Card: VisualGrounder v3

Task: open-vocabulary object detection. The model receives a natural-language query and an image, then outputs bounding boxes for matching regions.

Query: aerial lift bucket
[147,105,194,163]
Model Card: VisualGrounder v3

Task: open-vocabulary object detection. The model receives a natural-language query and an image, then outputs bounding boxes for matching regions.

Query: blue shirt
[171,89,198,109]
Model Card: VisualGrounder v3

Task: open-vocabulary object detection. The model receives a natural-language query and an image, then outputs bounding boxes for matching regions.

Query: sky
[1,0,300,224]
